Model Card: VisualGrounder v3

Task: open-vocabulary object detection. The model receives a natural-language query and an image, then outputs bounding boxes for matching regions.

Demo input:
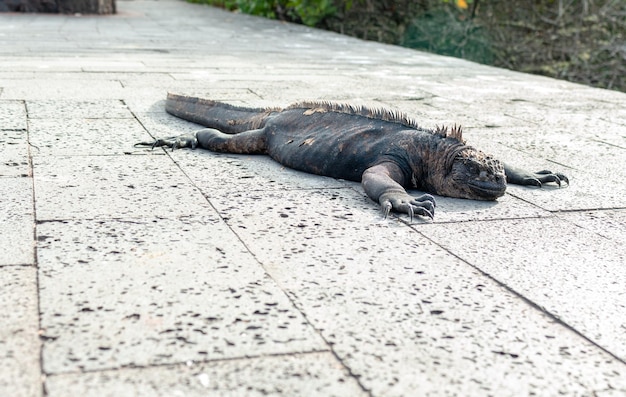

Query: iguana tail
[165,93,278,134]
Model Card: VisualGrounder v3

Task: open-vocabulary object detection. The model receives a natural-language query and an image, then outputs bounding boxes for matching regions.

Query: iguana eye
[466,161,479,175]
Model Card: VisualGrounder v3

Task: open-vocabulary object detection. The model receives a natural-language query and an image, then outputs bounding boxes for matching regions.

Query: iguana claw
[534,170,569,187]
[382,201,393,220]
[379,192,436,221]
[407,205,415,223]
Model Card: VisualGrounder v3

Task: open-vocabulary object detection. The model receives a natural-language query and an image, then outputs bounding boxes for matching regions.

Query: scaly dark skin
[136,93,569,219]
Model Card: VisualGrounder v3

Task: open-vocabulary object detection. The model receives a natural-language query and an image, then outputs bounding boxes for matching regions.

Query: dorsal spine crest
[288,101,464,144]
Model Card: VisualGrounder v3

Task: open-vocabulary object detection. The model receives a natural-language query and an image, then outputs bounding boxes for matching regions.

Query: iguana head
[436,147,506,200]
[415,125,506,200]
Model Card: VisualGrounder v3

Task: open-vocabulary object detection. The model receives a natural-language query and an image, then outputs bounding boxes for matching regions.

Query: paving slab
[25,99,134,119]
[2,80,127,100]
[37,217,326,373]
[45,352,366,397]
[0,58,84,73]
[0,99,28,130]
[204,189,626,396]
[32,154,215,221]
[0,266,41,397]
[561,209,626,242]
[1,0,625,395]
[0,129,30,177]
[419,217,626,361]
[28,118,150,156]
[0,178,34,265]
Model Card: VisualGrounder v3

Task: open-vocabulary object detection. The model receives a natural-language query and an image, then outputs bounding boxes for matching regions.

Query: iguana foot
[513,169,569,187]
[532,170,569,187]
[504,164,569,188]
[134,133,198,150]
[380,192,436,221]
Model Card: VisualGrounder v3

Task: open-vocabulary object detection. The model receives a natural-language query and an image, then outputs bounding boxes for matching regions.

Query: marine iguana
[136,93,568,219]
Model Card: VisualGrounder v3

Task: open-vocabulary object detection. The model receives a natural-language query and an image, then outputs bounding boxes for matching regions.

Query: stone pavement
[1,0,625,395]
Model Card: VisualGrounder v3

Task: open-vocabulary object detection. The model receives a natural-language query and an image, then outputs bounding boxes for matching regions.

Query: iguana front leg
[504,163,569,187]
[362,162,435,220]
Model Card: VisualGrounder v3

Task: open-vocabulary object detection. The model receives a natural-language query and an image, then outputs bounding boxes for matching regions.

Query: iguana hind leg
[136,128,268,154]
[134,133,198,150]
[194,128,268,154]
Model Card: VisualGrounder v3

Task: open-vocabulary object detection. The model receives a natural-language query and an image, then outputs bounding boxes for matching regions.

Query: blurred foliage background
[191,0,626,93]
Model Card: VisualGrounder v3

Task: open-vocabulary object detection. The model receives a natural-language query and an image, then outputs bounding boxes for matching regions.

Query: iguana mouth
[468,180,506,199]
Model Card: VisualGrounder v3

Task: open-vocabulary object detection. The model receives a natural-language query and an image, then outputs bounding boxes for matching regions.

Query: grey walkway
[1,1,626,395]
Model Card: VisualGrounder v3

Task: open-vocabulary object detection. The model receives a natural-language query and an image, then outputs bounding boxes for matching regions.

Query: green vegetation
[191,0,626,93]
[190,0,339,26]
